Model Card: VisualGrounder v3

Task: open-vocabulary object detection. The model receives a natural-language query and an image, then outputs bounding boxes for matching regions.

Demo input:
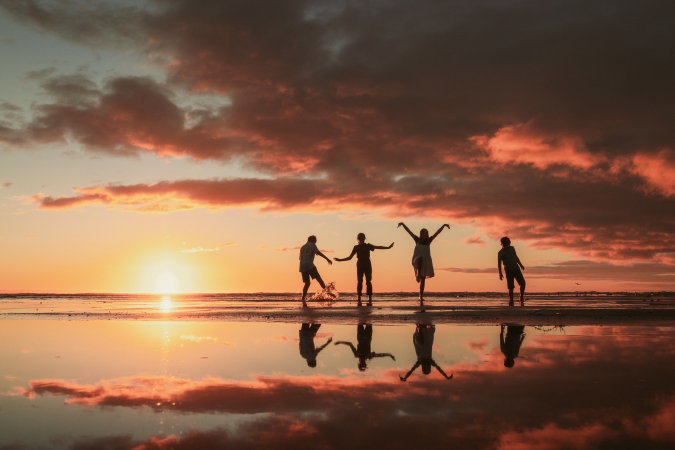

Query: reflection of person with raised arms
[398,223,450,301]
[500,324,526,368]
[299,323,332,368]
[335,324,395,371]
[400,324,453,381]
[333,233,393,305]
[299,235,332,306]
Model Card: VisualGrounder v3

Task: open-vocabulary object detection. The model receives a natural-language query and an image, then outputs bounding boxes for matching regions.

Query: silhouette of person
[398,223,450,301]
[299,323,332,368]
[400,324,453,381]
[334,233,393,305]
[498,236,526,306]
[500,324,526,368]
[299,235,333,306]
[334,324,395,371]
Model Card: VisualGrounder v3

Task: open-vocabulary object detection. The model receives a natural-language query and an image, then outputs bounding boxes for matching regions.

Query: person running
[400,324,452,381]
[333,233,393,305]
[500,324,526,368]
[334,324,395,371]
[398,223,450,301]
[497,236,526,306]
[299,235,332,305]
[299,323,332,368]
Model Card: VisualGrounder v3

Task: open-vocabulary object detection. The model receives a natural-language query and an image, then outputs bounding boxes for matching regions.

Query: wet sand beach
[2,292,674,326]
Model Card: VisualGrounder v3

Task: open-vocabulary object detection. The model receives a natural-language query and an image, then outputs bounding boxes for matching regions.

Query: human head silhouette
[422,361,432,374]
[420,229,429,239]
[357,232,366,243]
[308,235,317,244]
[358,358,367,371]
[500,236,511,247]
[504,357,515,368]
[308,359,317,368]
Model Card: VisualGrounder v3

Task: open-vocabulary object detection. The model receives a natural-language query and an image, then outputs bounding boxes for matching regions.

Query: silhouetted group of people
[298,322,527,379]
[299,224,526,305]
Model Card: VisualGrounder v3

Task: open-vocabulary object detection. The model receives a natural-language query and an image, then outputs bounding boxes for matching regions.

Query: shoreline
[3,305,675,326]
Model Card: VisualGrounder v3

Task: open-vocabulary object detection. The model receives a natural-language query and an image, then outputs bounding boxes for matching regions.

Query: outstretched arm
[372,243,394,250]
[398,223,418,241]
[430,224,450,242]
[316,250,333,265]
[370,352,396,361]
[432,362,453,379]
[334,247,357,262]
[399,362,421,381]
[334,341,358,357]
[316,337,333,354]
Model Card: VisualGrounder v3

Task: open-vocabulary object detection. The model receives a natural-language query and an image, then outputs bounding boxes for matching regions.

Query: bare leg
[420,277,426,301]
[508,288,514,306]
[520,285,525,305]
[302,281,311,300]
[316,275,326,290]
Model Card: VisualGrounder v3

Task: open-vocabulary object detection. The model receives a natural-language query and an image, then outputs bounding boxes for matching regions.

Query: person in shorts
[497,236,526,306]
[299,235,332,305]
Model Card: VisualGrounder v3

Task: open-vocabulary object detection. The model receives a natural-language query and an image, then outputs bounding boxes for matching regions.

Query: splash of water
[311,282,339,306]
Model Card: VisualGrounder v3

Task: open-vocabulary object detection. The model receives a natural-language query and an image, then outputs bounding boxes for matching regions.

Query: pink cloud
[464,234,486,247]
[631,149,675,197]
[471,122,603,170]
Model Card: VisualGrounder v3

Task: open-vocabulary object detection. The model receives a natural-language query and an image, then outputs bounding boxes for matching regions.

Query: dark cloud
[2,0,675,265]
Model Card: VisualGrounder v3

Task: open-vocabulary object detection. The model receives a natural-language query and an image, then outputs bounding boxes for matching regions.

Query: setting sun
[155,272,179,294]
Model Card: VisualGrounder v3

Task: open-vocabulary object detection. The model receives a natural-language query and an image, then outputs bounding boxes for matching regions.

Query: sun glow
[155,271,179,294]
[160,295,173,313]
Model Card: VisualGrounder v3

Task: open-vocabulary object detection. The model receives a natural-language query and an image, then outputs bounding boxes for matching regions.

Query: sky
[1,0,675,293]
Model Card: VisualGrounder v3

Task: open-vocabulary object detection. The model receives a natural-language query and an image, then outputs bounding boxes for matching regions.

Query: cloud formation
[182,242,236,253]
[2,0,675,267]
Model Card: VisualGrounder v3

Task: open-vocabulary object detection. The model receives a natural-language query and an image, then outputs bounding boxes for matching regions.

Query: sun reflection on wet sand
[160,296,173,313]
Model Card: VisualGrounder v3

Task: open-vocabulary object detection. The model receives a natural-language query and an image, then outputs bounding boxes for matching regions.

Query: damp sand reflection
[1,320,675,449]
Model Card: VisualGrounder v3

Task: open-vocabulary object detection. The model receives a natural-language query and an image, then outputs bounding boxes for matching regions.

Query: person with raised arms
[398,223,450,301]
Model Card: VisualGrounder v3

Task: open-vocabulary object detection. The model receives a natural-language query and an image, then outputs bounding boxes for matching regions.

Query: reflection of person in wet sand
[299,235,333,306]
[400,324,453,381]
[299,323,333,368]
[333,233,394,305]
[398,223,450,301]
[335,324,395,371]
[500,325,526,368]
[498,236,526,306]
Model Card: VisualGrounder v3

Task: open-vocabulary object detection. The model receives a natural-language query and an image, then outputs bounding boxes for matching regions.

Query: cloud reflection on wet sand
[10,326,675,449]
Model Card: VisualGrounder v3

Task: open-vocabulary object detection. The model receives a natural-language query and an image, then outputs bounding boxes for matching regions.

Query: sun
[155,271,179,294]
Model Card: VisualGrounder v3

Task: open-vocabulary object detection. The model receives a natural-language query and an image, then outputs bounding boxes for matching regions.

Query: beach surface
[2,292,674,325]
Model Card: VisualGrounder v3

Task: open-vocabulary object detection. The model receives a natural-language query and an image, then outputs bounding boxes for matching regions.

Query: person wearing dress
[399,324,453,381]
[398,223,450,301]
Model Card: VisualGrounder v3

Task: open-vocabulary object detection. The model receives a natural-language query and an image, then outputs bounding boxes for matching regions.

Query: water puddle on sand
[1,320,674,449]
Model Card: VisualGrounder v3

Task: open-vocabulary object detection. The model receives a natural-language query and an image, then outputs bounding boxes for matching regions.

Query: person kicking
[333,232,393,305]
[300,235,332,306]
[498,236,526,306]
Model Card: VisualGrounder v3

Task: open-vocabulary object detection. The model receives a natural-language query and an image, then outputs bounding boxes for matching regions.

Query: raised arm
[430,224,450,242]
[334,341,358,357]
[370,352,396,361]
[334,247,357,262]
[398,222,418,241]
[432,361,453,379]
[316,337,333,354]
[399,362,421,381]
[372,243,394,250]
[316,250,333,265]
